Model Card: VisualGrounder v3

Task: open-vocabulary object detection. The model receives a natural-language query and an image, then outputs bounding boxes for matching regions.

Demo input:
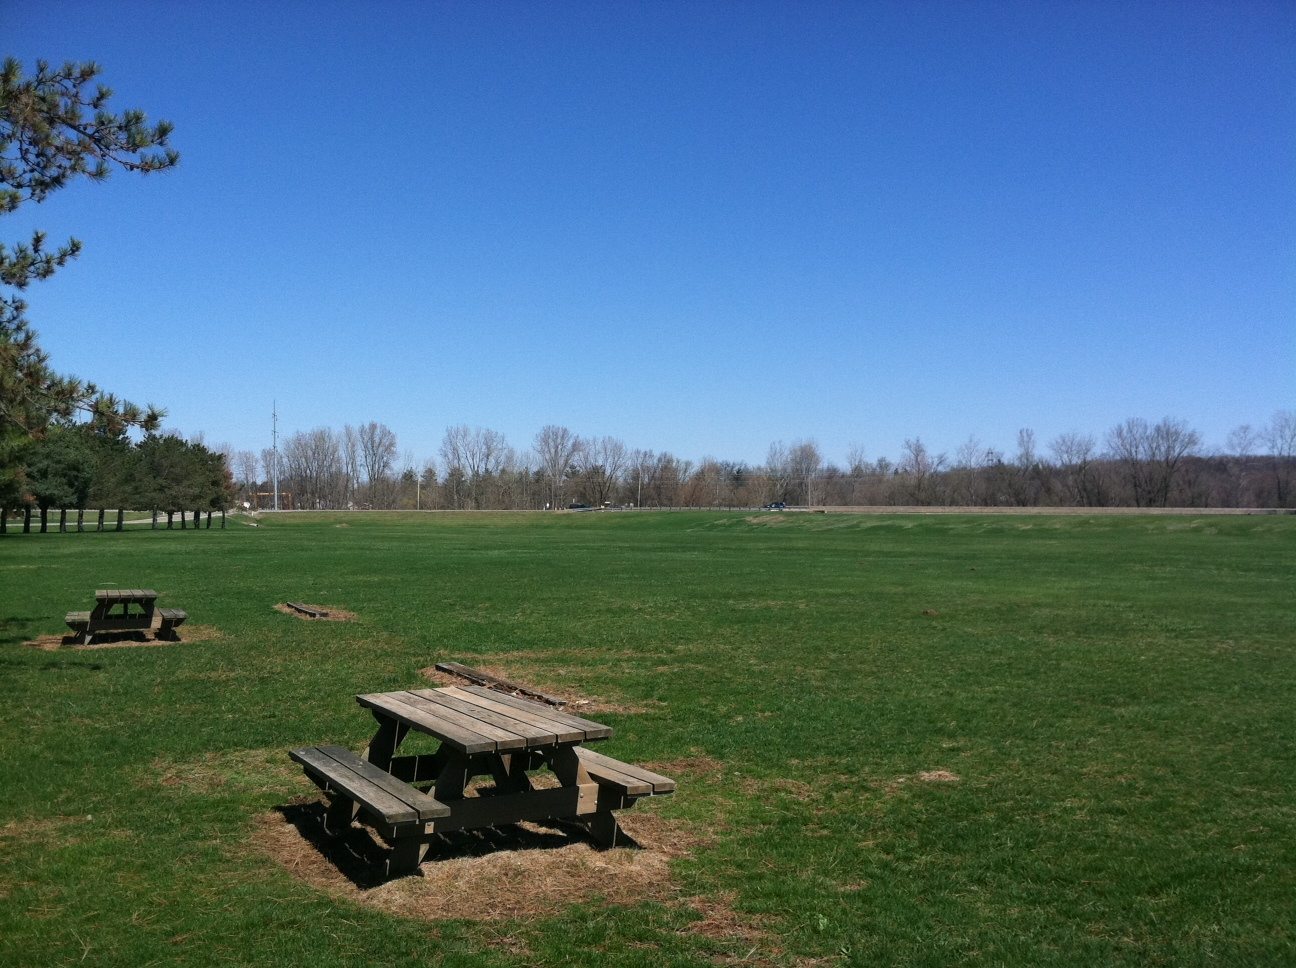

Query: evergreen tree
[1,57,178,509]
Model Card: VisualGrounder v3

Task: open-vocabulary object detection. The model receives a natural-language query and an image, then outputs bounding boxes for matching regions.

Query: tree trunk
[24,507,33,532]
[58,508,67,533]
[220,509,226,529]
[97,509,105,532]
[206,510,212,529]
[117,509,125,532]
[1,509,6,534]
[151,509,157,529]
[40,507,48,533]
[76,509,84,532]
[167,511,174,529]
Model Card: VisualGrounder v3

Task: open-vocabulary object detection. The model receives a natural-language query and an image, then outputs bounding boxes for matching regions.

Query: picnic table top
[95,588,158,602]
[356,685,612,755]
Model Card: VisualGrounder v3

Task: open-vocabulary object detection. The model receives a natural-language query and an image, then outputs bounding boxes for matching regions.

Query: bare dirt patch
[250,798,704,923]
[274,603,356,622]
[917,770,960,783]
[23,623,221,651]
[420,662,663,715]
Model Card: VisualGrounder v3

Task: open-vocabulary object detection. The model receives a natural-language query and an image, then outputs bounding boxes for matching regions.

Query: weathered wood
[289,745,449,825]
[393,690,529,751]
[575,746,676,795]
[408,686,559,745]
[362,717,410,771]
[284,602,329,619]
[435,661,566,706]
[458,685,614,740]
[432,782,599,832]
[357,692,498,754]
[157,608,187,641]
[437,686,587,744]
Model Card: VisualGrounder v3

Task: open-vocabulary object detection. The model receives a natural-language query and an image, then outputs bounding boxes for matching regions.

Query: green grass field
[2,511,1293,967]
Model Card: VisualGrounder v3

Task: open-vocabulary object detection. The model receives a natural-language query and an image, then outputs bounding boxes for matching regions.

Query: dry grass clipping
[251,799,703,923]
[274,602,356,621]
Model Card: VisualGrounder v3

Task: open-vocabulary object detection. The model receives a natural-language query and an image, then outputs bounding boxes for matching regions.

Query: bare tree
[574,435,627,506]
[1049,431,1104,506]
[232,449,259,504]
[533,424,581,509]
[626,448,656,507]
[1263,409,1296,506]
[341,425,361,508]
[1107,416,1200,507]
[281,428,344,509]
[357,421,398,507]
[898,437,946,504]
[787,439,823,506]
[440,425,511,508]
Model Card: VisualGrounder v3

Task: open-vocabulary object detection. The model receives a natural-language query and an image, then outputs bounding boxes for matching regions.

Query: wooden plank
[575,746,675,794]
[356,692,497,754]
[435,661,565,705]
[289,746,422,825]
[315,746,450,819]
[440,686,587,744]
[572,748,652,795]
[407,688,557,747]
[391,691,528,751]
[459,685,613,740]
[431,782,598,832]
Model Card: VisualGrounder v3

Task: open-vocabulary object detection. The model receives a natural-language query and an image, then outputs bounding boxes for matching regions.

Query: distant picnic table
[291,685,675,876]
[64,589,187,645]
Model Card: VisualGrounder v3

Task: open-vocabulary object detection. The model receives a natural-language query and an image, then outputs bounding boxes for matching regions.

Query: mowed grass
[1,511,1293,967]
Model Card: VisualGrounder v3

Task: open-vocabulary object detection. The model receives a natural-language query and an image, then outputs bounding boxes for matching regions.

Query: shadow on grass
[275,797,640,890]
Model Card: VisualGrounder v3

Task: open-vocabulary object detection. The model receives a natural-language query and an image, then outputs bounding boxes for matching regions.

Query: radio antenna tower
[272,402,280,511]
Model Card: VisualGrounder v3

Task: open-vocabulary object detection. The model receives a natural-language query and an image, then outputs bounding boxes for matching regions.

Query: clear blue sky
[8,1,1294,469]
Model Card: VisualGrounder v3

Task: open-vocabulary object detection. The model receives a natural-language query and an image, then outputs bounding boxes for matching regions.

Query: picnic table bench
[291,685,675,876]
[64,589,187,644]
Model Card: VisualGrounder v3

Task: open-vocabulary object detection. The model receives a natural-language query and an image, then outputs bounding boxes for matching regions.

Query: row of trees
[4,424,232,530]
[229,412,1295,512]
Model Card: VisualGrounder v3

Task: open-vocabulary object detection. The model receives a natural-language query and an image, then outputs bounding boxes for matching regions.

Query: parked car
[763,501,787,510]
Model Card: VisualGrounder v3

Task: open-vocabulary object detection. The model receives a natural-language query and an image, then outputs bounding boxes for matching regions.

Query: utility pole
[272,402,280,511]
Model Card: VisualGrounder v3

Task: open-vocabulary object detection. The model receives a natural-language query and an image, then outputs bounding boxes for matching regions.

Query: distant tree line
[225,411,1295,512]
[1,424,233,532]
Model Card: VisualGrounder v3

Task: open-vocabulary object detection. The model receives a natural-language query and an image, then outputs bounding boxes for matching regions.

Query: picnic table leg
[585,810,630,849]
[547,746,633,849]
[488,753,534,795]
[363,717,410,772]
[433,749,471,802]
[386,839,429,878]
[323,794,359,837]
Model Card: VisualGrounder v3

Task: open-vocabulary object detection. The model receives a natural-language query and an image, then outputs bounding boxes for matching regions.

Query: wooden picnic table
[64,589,187,644]
[291,685,675,876]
